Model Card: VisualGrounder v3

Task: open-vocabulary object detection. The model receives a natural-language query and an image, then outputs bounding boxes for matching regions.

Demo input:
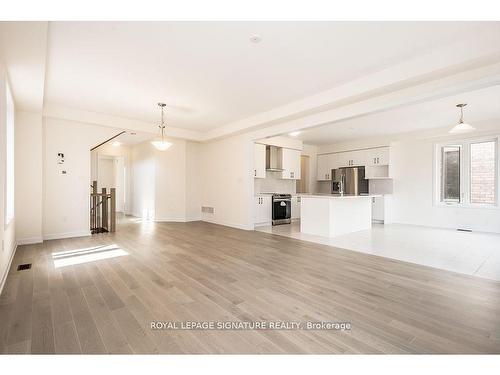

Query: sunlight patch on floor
[52,244,128,268]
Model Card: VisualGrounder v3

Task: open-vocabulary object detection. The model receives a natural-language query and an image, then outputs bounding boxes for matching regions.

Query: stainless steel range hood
[266,145,284,171]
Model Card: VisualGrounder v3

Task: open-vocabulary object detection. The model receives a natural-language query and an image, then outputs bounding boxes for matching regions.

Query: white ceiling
[113,130,155,145]
[43,21,499,132]
[291,84,500,145]
[0,22,47,111]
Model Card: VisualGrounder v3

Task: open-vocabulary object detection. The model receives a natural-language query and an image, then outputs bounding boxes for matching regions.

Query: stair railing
[90,180,116,233]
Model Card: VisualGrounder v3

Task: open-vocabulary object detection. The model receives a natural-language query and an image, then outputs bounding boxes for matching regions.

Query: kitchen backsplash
[254,171,297,194]
[308,179,394,195]
[316,181,332,194]
[369,179,393,194]
[255,174,393,195]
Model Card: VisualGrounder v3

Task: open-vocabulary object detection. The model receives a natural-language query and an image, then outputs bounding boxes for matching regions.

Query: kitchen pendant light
[449,103,475,134]
[151,103,172,151]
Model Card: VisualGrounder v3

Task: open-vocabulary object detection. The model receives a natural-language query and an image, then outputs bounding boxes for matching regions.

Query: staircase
[90,180,116,234]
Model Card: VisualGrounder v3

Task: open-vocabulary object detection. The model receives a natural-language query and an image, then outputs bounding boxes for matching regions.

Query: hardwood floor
[1,217,500,354]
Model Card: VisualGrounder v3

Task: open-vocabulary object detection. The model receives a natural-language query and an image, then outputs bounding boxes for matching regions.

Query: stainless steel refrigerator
[331,167,369,195]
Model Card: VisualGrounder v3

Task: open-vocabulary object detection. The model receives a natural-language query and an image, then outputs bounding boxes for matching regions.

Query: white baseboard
[201,218,253,231]
[17,236,43,245]
[43,230,91,241]
[0,241,18,297]
[185,216,202,222]
[254,221,272,228]
[155,217,202,223]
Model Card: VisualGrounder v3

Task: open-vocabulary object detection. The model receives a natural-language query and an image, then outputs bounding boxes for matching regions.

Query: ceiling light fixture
[151,103,172,151]
[112,141,121,147]
[289,131,302,137]
[449,103,475,134]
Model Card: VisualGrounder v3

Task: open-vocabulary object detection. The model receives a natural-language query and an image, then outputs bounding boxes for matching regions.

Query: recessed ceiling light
[249,35,262,43]
[289,131,302,137]
[112,141,121,147]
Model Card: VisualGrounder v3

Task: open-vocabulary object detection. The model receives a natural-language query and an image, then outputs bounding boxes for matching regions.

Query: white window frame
[4,81,15,227]
[434,135,499,209]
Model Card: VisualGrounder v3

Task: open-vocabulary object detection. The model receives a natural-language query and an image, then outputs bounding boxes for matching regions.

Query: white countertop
[255,193,384,198]
[298,194,382,199]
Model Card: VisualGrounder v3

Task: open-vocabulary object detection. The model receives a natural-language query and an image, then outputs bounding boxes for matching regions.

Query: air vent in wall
[201,206,215,214]
[17,263,32,271]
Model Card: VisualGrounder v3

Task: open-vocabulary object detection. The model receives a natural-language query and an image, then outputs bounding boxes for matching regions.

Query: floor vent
[457,228,472,232]
[17,263,32,271]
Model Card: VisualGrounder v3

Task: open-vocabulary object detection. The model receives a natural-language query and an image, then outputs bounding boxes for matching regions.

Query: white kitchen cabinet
[254,195,272,225]
[338,149,367,167]
[317,154,332,181]
[365,147,391,179]
[367,147,390,166]
[253,143,266,178]
[328,153,341,170]
[317,147,392,180]
[281,148,301,180]
[291,196,301,220]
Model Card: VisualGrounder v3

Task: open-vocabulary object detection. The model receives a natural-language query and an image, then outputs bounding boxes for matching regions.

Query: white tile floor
[256,221,500,281]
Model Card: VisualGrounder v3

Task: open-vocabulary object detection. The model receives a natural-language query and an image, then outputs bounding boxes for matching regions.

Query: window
[435,137,498,207]
[440,145,461,203]
[470,141,496,204]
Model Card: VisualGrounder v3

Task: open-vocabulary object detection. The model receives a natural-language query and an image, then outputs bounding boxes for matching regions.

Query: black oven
[272,194,291,225]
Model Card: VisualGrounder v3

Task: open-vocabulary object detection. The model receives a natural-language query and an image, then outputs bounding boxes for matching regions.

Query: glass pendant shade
[152,103,171,151]
[449,103,475,134]
[449,122,476,134]
[151,140,172,151]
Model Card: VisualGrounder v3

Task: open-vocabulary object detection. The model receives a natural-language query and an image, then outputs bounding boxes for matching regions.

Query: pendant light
[151,103,172,151]
[449,103,475,134]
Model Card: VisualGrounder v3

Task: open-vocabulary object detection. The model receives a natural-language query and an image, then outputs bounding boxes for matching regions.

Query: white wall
[129,138,202,222]
[254,171,296,194]
[390,136,500,233]
[185,141,202,221]
[97,158,114,190]
[153,138,187,221]
[91,143,132,214]
[316,124,500,233]
[256,136,303,150]
[0,65,17,293]
[130,141,156,220]
[43,117,118,239]
[114,157,125,212]
[200,134,253,230]
[301,143,318,194]
[15,111,43,244]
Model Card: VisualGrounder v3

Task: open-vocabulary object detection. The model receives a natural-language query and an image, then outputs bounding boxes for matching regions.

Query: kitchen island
[299,194,379,237]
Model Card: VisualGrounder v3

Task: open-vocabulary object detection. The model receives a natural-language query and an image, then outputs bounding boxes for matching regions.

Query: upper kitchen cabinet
[253,143,266,178]
[365,147,391,179]
[317,153,340,180]
[337,149,367,167]
[366,147,390,166]
[281,148,301,180]
[317,154,331,181]
[316,146,392,180]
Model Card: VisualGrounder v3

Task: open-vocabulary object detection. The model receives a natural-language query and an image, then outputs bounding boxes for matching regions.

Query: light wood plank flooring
[1,217,500,354]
